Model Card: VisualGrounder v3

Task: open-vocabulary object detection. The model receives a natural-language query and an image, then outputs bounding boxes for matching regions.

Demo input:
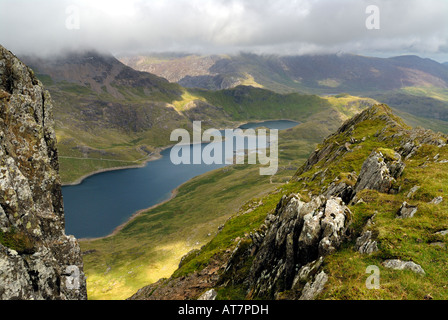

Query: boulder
[430,196,443,205]
[397,202,418,219]
[354,151,404,195]
[246,196,351,299]
[382,259,425,275]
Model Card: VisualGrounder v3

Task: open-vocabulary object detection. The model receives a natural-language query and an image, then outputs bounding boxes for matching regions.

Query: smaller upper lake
[62,120,299,239]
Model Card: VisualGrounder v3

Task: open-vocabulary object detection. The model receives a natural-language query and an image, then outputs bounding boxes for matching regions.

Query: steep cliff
[0,45,87,300]
[130,104,448,300]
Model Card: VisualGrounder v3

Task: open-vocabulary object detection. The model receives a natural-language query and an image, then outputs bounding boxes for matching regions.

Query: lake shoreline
[61,146,170,187]
[66,119,300,242]
[78,186,180,242]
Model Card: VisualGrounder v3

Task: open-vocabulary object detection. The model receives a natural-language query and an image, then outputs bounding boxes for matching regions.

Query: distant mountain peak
[119,52,448,94]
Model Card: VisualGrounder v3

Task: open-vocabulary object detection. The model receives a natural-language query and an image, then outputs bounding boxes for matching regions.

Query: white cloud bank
[0,0,447,61]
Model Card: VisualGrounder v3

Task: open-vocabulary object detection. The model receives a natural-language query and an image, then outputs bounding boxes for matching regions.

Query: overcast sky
[0,0,447,61]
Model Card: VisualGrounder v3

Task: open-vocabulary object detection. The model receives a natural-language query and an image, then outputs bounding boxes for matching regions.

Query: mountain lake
[62,120,299,238]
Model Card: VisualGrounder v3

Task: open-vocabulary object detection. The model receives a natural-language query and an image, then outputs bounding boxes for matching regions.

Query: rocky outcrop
[0,46,87,300]
[298,270,328,300]
[354,150,404,195]
[241,195,351,299]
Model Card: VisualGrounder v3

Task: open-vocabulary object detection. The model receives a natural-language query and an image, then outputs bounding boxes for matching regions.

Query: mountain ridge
[119,52,448,94]
[118,52,448,135]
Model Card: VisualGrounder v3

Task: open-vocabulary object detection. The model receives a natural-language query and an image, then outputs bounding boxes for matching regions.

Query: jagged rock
[354,151,404,195]
[0,46,86,300]
[397,202,418,219]
[382,259,425,275]
[324,182,354,204]
[246,196,350,299]
[299,271,328,300]
[430,197,443,205]
[198,289,218,300]
[354,230,378,255]
[436,230,448,236]
[400,141,419,160]
[317,198,352,256]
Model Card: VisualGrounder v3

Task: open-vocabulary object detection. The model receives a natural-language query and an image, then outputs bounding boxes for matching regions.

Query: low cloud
[0,0,447,61]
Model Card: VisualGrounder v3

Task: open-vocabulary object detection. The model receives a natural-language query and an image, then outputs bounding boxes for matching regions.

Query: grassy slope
[79,96,366,300]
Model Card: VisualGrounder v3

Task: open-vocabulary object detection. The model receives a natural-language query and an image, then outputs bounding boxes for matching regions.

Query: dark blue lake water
[62,120,299,239]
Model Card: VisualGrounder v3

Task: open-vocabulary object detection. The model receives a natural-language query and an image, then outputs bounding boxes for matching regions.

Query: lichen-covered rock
[245,195,351,299]
[298,271,328,300]
[0,45,87,300]
[354,150,404,195]
[382,259,425,275]
[406,186,421,199]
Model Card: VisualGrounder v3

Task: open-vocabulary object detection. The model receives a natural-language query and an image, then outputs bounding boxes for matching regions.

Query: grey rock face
[382,259,425,275]
[291,257,323,290]
[0,46,87,300]
[354,151,404,195]
[246,195,351,299]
